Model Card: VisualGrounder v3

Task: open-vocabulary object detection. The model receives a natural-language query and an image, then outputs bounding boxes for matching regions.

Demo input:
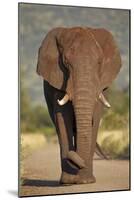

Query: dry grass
[20,133,47,160]
[20,133,47,184]
[97,130,129,159]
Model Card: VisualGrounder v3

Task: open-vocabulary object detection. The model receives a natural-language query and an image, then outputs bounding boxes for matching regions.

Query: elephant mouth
[57,92,111,108]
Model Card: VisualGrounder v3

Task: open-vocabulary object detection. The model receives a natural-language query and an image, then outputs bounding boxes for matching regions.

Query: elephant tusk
[57,94,69,106]
[99,93,111,108]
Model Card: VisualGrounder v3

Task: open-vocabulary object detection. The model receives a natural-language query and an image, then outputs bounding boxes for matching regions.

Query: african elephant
[36,27,121,184]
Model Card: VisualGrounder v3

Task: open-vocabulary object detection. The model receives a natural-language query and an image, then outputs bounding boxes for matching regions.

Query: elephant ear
[90,28,122,91]
[36,28,64,90]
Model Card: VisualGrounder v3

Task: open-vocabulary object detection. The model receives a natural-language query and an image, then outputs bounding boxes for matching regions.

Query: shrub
[97,130,129,159]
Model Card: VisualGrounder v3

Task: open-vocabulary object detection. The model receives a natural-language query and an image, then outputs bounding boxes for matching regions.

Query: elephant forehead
[65,39,101,63]
[60,29,102,61]
[60,28,86,48]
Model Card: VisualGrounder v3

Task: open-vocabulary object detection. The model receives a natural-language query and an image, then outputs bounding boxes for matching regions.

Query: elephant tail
[95,142,109,160]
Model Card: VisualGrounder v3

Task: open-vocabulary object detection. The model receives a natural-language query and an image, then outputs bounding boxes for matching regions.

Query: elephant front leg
[55,112,80,184]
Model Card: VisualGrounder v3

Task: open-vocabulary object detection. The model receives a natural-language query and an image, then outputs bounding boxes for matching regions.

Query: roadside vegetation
[20,85,129,160]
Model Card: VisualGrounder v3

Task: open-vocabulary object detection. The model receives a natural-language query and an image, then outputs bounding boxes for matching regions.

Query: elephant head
[37,27,121,182]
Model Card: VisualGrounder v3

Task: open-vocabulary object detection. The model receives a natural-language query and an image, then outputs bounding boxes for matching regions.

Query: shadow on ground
[23,179,61,187]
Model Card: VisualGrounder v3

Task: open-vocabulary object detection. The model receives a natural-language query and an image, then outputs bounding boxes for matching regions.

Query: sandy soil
[20,143,130,197]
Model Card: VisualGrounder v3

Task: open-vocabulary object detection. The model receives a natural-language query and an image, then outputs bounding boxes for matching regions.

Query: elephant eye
[98,60,102,65]
[103,87,108,91]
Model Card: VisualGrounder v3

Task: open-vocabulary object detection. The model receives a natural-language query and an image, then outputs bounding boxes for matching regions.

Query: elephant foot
[77,168,96,184]
[77,175,96,184]
[60,172,80,184]
[60,172,96,185]
[67,151,86,169]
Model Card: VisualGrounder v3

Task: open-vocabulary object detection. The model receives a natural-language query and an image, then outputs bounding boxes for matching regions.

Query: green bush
[100,89,129,131]
[97,130,129,159]
[21,105,54,133]
[20,86,129,149]
[101,110,129,130]
[20,87,55,135]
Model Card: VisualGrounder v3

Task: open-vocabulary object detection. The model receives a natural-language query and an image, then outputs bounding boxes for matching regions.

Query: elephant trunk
[73,71,97,177]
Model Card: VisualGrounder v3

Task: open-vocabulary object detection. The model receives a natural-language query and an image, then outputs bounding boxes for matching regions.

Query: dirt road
[20,143,130,197]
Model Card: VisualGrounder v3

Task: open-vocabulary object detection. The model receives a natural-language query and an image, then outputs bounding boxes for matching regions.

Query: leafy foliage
[20,86,129,132]
[98,88,129,159]
[97,130,129,159]
[20,85,129,158]
[20,86,55,135]
[100,88,129,130]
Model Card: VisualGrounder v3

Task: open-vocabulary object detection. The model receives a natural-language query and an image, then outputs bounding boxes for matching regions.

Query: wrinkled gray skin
[37,27,121,184]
